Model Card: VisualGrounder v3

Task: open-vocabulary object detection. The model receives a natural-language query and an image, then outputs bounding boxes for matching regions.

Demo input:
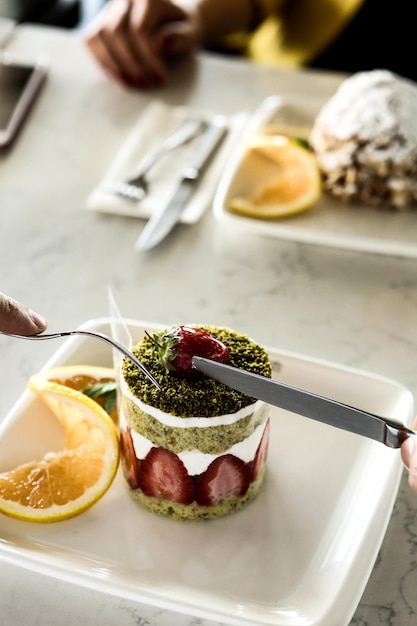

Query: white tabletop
[1,24,417,626]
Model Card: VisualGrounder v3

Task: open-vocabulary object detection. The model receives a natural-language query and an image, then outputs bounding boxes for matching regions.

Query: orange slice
[227,134,321,219]
[0,366,119,522]
[43,364,118,424]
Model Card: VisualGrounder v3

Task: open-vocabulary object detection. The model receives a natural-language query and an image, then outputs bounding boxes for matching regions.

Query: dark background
[0,0,105,30]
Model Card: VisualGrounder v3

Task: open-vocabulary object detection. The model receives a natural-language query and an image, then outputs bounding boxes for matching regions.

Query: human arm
[0,292,47,336]
[83,0,266,88]
[84,0,190,87]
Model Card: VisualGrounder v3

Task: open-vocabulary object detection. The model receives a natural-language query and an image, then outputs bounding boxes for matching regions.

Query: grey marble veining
[1,23,417,626]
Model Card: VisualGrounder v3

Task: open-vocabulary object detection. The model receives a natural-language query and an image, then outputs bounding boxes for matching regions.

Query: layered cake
[310,70,417,210]
[119,325,271,521]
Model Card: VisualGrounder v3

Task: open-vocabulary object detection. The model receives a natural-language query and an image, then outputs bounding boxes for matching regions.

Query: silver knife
[192,356,415,448]
[135,115,228,252]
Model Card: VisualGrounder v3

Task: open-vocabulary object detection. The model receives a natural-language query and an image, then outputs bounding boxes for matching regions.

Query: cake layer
[121,379,269,454]
[120,408,269,475]
[119,416,270,521]
[127,468,266,521]
[120,376,264,427]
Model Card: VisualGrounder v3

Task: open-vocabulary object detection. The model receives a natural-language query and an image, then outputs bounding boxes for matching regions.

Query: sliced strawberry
[139,447,194,505]
[120,427,141,490]
[195,454,250,506]
[252,419,270,482]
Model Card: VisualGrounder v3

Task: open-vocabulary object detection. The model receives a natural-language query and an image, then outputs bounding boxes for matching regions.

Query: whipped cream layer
[120,375,266,427]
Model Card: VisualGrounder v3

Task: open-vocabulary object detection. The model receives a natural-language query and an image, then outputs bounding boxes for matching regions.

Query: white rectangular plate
[213,95,417,258]
[0,318,413,626]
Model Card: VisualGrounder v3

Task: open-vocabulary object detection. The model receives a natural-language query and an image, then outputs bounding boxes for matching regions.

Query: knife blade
[135,115,228,252]
[192,356,415,448]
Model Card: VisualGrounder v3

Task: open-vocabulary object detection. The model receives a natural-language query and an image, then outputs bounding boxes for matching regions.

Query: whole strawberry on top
[147,325,230,375]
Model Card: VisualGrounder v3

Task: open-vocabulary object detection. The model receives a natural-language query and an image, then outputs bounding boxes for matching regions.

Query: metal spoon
[0,329,162,390]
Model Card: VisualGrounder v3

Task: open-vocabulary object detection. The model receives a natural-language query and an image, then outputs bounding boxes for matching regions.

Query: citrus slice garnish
[0,366,119,522]
[43,364,118,424]
[227,134,321,219]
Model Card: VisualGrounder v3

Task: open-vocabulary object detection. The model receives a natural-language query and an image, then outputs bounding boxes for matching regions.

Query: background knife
[135,115,228,252]
[192,356,415,448]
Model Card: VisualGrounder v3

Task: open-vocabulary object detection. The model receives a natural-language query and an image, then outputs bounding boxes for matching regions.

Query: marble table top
[1,22,417,626]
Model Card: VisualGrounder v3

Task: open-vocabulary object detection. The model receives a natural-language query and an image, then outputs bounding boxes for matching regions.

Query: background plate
[0,318,413,626]
[213,95,417,258]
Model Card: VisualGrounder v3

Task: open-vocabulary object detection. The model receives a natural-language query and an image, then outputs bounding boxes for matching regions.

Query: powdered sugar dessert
[310,70,417,210]
[119,325,271,521]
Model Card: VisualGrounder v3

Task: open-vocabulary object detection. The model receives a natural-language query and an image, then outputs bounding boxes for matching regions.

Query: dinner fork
[0,330,162,390]
[102,117,206,202]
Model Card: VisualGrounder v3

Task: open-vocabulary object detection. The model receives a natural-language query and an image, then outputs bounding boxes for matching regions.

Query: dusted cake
[310,70,417,210]
[119,325,271,521]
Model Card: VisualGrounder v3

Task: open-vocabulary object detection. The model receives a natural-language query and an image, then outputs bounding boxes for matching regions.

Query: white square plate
[0,318,413,626]
[213,95,417,258]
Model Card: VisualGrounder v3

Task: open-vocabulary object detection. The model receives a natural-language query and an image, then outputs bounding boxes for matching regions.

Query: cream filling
[120,408,269,475]
[120,376,265,427]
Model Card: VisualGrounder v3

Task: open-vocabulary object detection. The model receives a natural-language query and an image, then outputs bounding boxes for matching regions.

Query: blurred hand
[0,292,48,336]
[84,0,201,88]
[401,419,417,492]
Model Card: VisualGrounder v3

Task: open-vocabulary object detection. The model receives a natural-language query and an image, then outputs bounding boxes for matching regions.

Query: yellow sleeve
[248,0,366,67]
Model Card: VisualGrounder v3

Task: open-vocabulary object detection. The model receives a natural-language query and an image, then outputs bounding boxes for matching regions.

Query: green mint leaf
[104,393,117,415]
[82,381,117,416]
[83,381,117,399]
[294,137,312,151]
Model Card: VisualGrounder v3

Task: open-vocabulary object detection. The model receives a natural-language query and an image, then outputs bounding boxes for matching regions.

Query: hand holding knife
[135,115,228,252]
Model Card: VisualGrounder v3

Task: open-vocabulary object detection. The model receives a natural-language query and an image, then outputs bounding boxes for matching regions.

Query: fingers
[402,437,417,491]
[127,0,170,85]
[156,20,201,56]
[0,292,48,336]
[401,417,417,493]
[84,0,148,87]
[84,0,194,89]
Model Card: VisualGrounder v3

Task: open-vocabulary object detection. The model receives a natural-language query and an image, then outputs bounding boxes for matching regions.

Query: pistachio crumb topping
[122,325,271,417]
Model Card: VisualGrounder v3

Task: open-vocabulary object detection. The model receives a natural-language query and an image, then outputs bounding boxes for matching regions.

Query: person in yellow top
[84,0,414,88]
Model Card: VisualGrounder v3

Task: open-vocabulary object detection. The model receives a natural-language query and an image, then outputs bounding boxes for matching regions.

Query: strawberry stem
[145,330,162,348]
